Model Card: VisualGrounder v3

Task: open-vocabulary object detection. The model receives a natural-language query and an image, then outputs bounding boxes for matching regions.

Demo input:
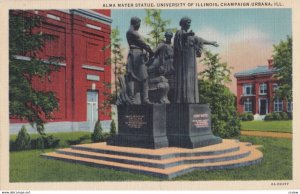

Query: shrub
[43,135,60,148]
[110,119,117,136]
[14,126,31,151]
[31,135,60,149]
[35,137,45,149]
[273,112,282,120]
[279,112,289,120]
[264,112,290,121]
[239,113,254,121]
[9,140,15,151]
[67,134,90,145]
[102,132,111,142]
[199,81,240,138]
[264,113,273,121]
[287,112,293,120]
[246,113,254,121]
[91,120,103,142]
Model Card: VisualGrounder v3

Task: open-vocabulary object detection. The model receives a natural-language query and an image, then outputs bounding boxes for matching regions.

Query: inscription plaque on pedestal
[125,115,147,129]
[107,104,169,149]
[167,104,222,148]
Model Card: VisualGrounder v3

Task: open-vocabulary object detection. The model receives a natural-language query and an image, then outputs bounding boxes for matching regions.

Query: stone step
[166,148,263,179]
[55,144,252,169]
[71,139,242,160]
[41,146,263,179]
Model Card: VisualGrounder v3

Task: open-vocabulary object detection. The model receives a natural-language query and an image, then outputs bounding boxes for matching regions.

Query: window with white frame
[274,98,283,112]
[259,83,267,95]
[244,98,252,113]
[273,83,278,91]
[243,84,253,96]
[287,101,293,112]
[87,91,99,122]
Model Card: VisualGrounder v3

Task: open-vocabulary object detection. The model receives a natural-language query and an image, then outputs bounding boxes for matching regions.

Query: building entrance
[259,99,267,115]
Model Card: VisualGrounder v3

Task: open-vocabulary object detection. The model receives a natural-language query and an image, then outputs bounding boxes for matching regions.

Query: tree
[110,119,117,136]
[91,120,103,142]
[110,27,125,94]
[272,36,292,102]
[144,9,174,47]
[9,11,62,134]
[199,50,240,138]
[14,126,31,151]
[99,80,115,116]
[199,50,232,84]
[103,27,125,103]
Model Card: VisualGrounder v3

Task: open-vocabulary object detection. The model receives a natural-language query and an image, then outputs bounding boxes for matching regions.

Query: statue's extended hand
[212,41,219,47]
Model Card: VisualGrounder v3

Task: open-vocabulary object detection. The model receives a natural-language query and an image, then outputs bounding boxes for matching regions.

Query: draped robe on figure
[174,30,202,103]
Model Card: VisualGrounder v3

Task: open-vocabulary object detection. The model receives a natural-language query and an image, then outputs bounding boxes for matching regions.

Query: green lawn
[10,135,292,182]
[10,148,158,182]
[173,136,292,180]
[241,120,292,133]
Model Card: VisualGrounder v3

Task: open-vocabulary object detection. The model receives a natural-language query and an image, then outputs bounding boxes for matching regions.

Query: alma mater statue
[174,17,218,103]
[110,16,222,149]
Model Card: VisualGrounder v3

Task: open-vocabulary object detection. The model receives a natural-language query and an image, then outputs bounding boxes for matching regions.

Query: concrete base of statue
[107,104,169,149]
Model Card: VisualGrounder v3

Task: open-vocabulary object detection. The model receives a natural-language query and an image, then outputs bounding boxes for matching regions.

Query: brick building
[234,59,292,119]
[10,9,113,134]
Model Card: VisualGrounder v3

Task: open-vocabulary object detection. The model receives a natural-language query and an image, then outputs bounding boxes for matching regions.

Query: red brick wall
[236,73,287,115]
[10,10,112,124]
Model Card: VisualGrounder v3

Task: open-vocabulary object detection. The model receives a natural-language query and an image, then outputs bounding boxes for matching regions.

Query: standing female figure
[174,17,218,103]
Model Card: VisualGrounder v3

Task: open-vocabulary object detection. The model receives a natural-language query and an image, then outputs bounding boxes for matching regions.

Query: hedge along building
[10,10,113,134]
[234,59,292,120]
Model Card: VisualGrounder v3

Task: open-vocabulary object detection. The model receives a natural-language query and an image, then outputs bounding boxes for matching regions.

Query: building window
[87,91,99,122]
[244,98,252,113]
[243,84,253,96]
[287,101,293,112]
[259,83,267,95]
[273,83,278,91]
[274,98,283,112]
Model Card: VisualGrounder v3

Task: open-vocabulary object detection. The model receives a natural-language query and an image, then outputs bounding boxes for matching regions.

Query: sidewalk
[241,130,292,139]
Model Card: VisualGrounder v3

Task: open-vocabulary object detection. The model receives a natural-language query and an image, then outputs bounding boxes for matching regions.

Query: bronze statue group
[117,16,218,105]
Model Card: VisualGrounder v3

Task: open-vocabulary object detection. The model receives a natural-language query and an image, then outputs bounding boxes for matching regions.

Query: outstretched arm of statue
[198,37,219,47]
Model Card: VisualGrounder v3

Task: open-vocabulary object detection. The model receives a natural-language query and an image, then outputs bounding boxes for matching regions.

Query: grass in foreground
[173,136,292,180]
[10,135,292,182]
[241,120,292,133]
[10,148,159,182]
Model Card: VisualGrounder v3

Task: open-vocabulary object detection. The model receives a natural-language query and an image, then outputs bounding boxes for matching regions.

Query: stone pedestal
[107,104,169,149]
[167,104,222,148]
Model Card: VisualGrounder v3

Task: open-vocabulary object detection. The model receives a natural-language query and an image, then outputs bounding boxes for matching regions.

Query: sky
[111,9,291,94]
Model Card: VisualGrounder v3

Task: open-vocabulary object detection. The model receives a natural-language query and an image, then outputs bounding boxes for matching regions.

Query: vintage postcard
[0,0,299,191]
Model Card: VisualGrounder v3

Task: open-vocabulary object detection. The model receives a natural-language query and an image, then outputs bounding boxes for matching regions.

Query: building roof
[234,65,277,77]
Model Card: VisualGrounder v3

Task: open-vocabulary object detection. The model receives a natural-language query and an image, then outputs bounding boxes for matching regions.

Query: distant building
[234,59,292,118]
[10,10,112,134]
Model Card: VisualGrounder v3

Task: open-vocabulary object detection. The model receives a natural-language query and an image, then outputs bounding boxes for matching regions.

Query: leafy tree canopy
[199,50,240,138]
[102,27,125,107]
[9,11,62,134]
[199,50,232,85]
[144,9,175,47]
[272,36,292,101]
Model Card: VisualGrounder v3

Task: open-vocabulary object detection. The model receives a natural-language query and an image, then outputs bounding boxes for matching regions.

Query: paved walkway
[241,130,292,139]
